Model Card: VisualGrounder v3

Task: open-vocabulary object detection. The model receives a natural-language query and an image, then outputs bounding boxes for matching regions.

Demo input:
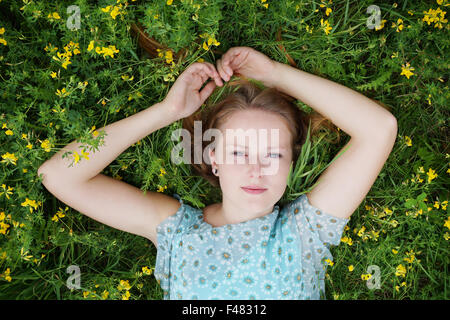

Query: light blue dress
[154,193,350,300]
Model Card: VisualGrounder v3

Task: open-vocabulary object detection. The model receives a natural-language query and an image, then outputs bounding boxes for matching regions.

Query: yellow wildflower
[117,280,131,291]
[395,264,406,277]
[320,19,332,35]
[110,6,121,19]
[101,6,112,13]
[0,185,13,200]
[48,12,61,20]
[142,266,153,275]
[375,19,387,31]
[167,0,173,5]
[361,273,372,281]
[348,265,354,272]
[341,236,353,246]
[400,63,414,79]
[404,136,412,146]
[102,290,109,299]
[1,152,18,165]
[426,168,438,183]
[56,88,69,97]
[324,258,334,266]
[444,216,450,230]
[391,18,404,32]
[1,268,12,282]
[87,40,95,52]
[122,290,130,300]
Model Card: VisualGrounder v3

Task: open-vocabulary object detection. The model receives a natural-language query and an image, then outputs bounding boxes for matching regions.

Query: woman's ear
[208,147,216,167]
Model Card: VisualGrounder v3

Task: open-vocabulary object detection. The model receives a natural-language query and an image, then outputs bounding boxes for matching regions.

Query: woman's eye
[232,151,281,158]
[269,153,282,158]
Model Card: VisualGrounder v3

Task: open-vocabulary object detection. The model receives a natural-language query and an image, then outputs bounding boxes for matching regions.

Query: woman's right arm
[38,101,176,185]
[37,102,182,247]
[37,62,222,246]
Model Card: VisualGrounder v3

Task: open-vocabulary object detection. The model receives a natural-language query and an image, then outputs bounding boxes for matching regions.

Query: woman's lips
[241,187,267,194]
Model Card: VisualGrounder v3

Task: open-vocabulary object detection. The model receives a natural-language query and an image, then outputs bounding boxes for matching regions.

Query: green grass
[0,0,448,299]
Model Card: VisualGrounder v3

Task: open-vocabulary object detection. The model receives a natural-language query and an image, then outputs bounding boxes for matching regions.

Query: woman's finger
[201,61,223,86]
[199,80,216,103]
[216,58,227,81]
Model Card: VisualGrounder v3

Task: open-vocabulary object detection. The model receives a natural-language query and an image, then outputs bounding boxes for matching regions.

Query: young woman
[38,46,397,300]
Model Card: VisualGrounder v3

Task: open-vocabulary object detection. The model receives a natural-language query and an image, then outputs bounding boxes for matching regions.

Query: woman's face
[208,109,293,212]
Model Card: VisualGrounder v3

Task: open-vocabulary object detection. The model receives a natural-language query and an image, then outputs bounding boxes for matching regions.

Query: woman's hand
[162,62,224,121]
[216,46,277,88]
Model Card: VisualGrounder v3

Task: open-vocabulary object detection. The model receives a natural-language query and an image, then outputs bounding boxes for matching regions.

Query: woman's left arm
[268,62,398,220]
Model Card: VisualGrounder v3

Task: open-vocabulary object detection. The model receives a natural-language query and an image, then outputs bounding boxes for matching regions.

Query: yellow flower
[400,63,414,79]
[444,216,450,230]
[441,201,448,210]
[324,258,334,266]
[48,12,61,20]
[341,236,353,246]
[361,273,372,281]
[50,71,57,78]
[391,18,404,32]
[87,40,95,52]
[102,290,109,299]
[348,265,354,272]
[404,136,412,146]
[110,6,121,19]
[122,290,130,300]
[1,152,18,165]
[320,19,332,35]
[325,8,332,16]
[101,5,112,13]
[426,168,438,183]
[395,264,406,277]
[0,27,4,35]
[56,88,68,97]
[357,226,366,237]
[1,268,12,282]
[21,198,39,214]
[167,0,173,5]
[375,19,387,31]
[117,280,131,291]
[142,266,153,275]
[83,291,90,298]
[100,45,119,59]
